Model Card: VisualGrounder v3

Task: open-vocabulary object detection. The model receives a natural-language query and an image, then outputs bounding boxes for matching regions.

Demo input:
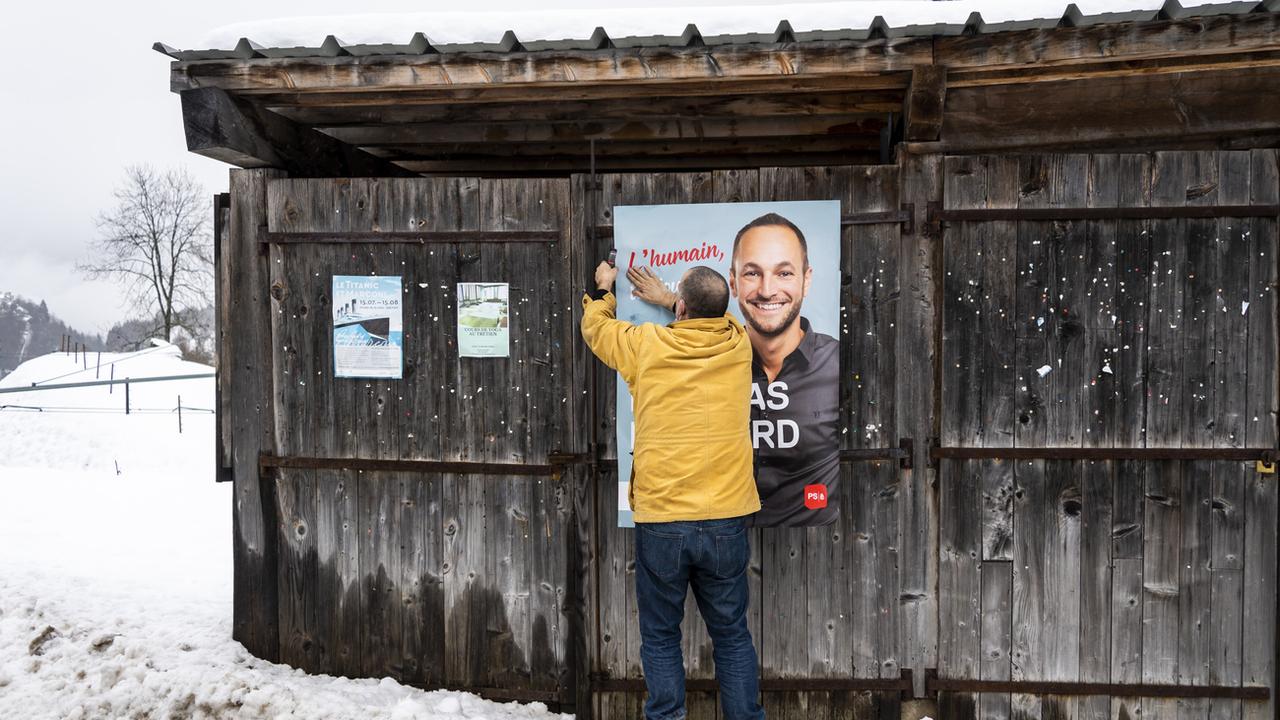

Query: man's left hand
[627,266,678,311]
[595,261,618,291]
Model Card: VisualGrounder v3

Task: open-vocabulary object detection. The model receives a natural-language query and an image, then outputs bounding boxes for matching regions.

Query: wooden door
[935,151,1279,720]
[231,176,584,702]
[575,167,917,719]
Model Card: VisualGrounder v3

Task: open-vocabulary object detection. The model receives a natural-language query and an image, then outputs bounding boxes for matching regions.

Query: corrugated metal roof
[155,0,1280,61]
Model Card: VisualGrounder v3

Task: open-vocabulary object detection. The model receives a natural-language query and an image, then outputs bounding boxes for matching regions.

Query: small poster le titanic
[332,275,403,379]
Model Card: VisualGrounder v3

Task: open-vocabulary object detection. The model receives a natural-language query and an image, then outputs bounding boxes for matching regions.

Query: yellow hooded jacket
[581,292,760,523]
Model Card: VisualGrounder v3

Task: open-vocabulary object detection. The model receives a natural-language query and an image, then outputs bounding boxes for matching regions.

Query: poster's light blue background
[613,200,841,527]
[332,274,404,380]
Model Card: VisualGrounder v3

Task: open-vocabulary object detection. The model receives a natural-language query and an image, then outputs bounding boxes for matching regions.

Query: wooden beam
[947,48,1280,88]
[244,74,913,109]
[375,133,882,161]
[171,40,933,95]
[323,114,886,146]
[397,150,881,174]
[932,66,1280,154]
[269,90,905,126]
[180,87,415,177]
[227,168,283,662]
[906,130,1280,157]
[903,65,947,142]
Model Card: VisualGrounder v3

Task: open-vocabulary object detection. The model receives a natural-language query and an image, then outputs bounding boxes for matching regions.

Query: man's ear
[728,270,738,298]
[802,265,813,298]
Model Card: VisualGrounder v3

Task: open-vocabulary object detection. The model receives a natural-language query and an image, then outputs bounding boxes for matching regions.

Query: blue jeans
[635,516,765,720]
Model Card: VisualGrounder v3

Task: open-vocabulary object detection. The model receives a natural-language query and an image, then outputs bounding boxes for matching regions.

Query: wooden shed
[162,3,1280,717]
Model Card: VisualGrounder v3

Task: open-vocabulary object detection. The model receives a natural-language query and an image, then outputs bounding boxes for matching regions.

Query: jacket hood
[657,316,747,358]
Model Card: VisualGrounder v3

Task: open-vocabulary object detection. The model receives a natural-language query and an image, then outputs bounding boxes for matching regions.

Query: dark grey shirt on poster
[747,317,841,527]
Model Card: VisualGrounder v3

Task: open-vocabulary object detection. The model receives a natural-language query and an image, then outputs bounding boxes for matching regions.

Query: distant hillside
[0,292,103,380]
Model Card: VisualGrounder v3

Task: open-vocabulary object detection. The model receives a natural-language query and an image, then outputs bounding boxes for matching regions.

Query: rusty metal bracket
[839,438,914,470]
[932,445,1278,464]
[924,200,944,239]
[259,452,571,478]
[590,668,916,700]
[256,223,270,257]
[595,206,917,242]
[925,669,1269,700]
[548,451,595,466]
[933,204,1280,223]
[263,230,561,244]
[839,210,912,228]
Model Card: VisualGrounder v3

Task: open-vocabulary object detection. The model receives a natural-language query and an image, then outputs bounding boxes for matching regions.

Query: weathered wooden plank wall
[935,151,1279,720]
[220,152,1277,720]
[255,177,578,698]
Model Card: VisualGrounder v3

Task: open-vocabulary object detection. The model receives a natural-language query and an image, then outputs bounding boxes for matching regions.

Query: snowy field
[0,347,569,719]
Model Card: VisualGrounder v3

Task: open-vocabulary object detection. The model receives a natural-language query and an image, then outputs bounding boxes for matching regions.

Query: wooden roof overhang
[169,9,1280,177]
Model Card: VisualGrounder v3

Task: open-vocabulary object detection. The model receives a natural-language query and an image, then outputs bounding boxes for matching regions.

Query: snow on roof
[163,0,1254,58]
[192,0,1149,47]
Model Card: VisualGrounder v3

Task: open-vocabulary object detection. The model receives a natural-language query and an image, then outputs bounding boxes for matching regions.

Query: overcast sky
[4,0,851,335]
[7,0,1128,335]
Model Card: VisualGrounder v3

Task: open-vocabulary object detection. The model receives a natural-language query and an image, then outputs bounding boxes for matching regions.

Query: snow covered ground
[0,347,570,719]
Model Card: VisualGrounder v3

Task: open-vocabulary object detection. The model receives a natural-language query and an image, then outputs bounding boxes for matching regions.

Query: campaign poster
[613,200,841,527]
[332,275,403,379]
[457,283,510,358]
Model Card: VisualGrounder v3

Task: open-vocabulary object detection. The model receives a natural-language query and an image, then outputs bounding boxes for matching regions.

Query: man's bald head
[679,266,730,319]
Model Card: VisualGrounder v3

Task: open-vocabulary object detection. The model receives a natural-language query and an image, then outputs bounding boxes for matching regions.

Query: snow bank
[0,573,565,720]
[0,574,566,719]
[195,0,1165,49]
[0,350,570,720]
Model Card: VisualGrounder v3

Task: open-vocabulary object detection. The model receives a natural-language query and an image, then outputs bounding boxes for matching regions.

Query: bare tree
[80,165,211,343]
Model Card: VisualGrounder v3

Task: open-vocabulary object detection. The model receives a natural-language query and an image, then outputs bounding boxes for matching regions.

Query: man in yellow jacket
[582,259,765,720]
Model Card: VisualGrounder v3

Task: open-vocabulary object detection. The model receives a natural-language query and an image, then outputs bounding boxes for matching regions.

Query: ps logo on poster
[803,484,828,510]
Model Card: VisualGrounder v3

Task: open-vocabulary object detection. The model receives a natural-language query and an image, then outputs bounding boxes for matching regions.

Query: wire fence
[0,405,214,414]
[0,373,215,395]
[0,368,215,433]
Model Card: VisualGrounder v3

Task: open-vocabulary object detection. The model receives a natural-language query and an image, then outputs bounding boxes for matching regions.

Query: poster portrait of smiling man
[612,200,841,528]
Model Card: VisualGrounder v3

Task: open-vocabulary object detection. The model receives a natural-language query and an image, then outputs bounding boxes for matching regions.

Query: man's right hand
[627,266,678,311]
[595,260,619,291]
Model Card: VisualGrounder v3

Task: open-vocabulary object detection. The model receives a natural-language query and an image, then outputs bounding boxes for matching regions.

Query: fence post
[96,352,101,379]
[125,379,130,415]
[82,347,87,370]
[177,395,183,434]
[109,364,115,394]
